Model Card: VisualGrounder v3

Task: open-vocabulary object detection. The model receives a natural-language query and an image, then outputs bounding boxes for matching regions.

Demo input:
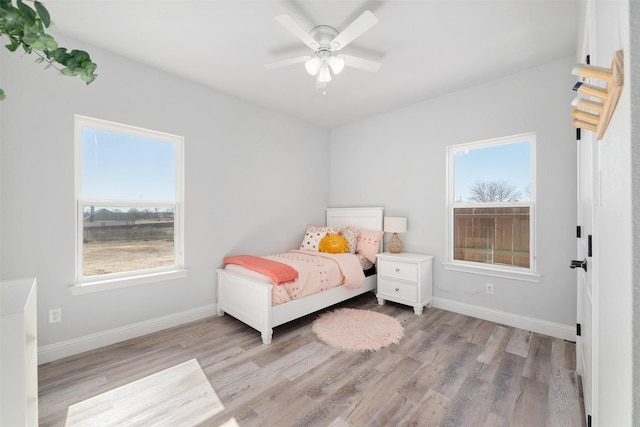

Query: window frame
[444,132,541,282]
[72,115,186,293]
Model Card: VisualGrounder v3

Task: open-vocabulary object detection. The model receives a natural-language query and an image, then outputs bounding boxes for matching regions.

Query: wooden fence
[83,221,174,243]
[454,206,530,268]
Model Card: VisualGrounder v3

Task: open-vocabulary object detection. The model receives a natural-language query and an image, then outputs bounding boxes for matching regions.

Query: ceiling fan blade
[265,56,310,70]
[343,55,382,72]
[275,14,319,50]
[330,10,378,51]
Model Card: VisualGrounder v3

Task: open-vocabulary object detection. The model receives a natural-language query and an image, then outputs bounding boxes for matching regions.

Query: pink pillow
[354,229,384,263]
[299,225,339,251]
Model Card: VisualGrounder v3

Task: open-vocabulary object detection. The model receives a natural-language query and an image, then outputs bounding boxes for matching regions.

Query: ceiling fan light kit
[267,10,382,91]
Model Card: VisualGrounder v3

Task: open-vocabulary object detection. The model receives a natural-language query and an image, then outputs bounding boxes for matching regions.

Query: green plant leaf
[16,0,36,25]
[49,47,70,63]
[41,33,57,50]
[70,49,90,62]
[4,36,20,52]
[1,9,17,27]
[22,31,38,46]
[33,1,50,27]
[59,67,75,76]
[0,88,5,100]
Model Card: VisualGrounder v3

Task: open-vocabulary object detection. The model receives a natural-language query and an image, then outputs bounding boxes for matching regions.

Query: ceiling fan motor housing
[309,25,341,51]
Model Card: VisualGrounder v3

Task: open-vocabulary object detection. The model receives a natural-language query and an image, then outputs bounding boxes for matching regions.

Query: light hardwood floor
[38,293,585,426]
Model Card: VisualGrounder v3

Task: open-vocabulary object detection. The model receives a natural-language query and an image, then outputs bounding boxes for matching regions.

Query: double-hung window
[73,115,184,291]
[446,133,539,281]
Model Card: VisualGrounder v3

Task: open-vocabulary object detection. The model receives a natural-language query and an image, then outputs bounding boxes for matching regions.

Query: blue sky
[82,127,176,201]
[453,140,532,202]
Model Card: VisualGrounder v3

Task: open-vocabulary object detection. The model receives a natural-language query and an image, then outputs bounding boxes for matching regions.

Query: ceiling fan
[266,10,382,91]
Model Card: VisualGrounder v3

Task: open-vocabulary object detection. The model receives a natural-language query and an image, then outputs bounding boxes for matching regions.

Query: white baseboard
[38,304,218,364]
[432,297,575,341]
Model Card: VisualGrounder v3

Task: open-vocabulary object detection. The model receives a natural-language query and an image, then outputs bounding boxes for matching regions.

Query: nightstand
[376,252,433,315]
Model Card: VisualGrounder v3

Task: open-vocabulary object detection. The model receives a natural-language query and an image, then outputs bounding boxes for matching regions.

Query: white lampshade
[317,64,332,83]
[384,217,407,233]
[328,55,345,74]
[305,57,322,76]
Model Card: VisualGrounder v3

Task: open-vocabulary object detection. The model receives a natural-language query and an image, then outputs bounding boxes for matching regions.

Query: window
[74,115,184,289]
[446,133,538,280]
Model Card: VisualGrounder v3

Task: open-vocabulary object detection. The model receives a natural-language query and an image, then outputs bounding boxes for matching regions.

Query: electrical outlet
[485,283,494,295]
[49,308,62,323]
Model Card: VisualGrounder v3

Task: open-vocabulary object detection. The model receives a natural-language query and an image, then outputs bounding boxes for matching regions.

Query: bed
[215,207,384,344]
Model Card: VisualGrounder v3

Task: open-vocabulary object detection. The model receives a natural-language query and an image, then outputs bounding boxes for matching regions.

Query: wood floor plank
[400,388,450,427]
[552,337,577,371]
[432,341,483,398]
[512,376,549,427]
[477,325,511,364]
[547,367,585,427]
[438,359,499,426]
[523,332,553,385]
[458,317,497,346]
[505,328,533,357]
[340,357,422,424]
[37,293,585,427]
[487,352,528,419]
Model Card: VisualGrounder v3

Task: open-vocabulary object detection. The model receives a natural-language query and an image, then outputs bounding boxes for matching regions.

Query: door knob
[570,259,587,272]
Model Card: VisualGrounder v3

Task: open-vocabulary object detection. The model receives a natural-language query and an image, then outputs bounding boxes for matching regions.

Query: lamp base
[387,233,404,254]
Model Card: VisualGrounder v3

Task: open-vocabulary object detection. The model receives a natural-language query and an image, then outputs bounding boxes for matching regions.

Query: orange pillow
[319,234,349,254]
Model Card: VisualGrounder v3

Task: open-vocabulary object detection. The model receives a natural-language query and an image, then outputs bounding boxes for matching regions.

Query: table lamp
[384,216,407,254]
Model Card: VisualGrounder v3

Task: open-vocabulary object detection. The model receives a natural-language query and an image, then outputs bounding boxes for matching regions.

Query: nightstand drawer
[378,260,418,281]
[378,278,416,301]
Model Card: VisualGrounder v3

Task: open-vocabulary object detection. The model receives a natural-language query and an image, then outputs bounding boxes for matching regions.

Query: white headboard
[325,207,384,231]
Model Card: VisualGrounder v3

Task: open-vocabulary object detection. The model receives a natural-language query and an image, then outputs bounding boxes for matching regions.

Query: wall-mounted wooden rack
[571,50,624,140]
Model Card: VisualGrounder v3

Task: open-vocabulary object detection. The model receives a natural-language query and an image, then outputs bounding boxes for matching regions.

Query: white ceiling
[45,0,579,128]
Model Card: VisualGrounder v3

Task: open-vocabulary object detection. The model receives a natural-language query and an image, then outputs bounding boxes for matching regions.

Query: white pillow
[299,225,339,251]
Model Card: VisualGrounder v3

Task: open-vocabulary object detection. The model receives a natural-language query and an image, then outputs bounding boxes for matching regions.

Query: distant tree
[468,180,522,202]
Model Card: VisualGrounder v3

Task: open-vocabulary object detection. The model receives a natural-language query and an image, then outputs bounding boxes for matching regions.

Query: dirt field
[83,240,174,276]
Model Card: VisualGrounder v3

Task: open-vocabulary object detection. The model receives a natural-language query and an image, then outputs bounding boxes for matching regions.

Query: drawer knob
[395,268,400,272]
[395,287,399,292]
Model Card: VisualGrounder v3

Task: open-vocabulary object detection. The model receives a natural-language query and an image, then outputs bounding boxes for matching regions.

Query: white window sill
[69,269,188,295]
[443,262,542,283]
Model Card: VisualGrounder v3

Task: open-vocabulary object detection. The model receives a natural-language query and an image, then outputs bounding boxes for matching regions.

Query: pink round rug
[312,308,404,352]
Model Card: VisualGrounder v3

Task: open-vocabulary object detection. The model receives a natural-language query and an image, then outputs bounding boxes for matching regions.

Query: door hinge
[588,235,593,257]
[587,414,592,427]
[577,323,582,336]
[577,225,582,238]
[576,128,581,141]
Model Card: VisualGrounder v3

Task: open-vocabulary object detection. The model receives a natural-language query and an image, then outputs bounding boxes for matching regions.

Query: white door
[575,126,596,424]
[574,4,597,421]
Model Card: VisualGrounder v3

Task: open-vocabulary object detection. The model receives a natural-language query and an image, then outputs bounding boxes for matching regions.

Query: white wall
[330,57,577,333]
[631,1,640,423]
[0,35,330,355]
[588,1,632,425]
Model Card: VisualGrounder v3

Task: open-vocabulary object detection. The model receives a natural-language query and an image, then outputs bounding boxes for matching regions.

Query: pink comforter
[259,250,366,305]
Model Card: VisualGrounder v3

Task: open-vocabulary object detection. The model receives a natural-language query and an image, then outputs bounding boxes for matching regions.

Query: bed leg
[217,307,225,316]
[261,330,273,345]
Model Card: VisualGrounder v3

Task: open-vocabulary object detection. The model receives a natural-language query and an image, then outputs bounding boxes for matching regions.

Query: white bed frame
[216,207,384,344]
